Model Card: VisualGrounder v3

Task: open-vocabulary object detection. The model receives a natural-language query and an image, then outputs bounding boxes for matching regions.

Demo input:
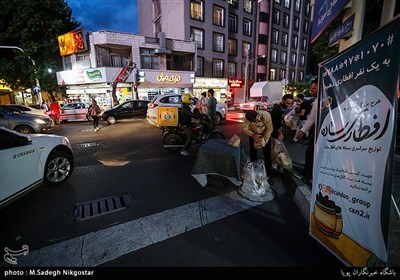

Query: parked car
[58,102,91,122]
[146,94,227,127]
[0,105,54,134]
[0,126,74,209]
[7,104,47,116]
[239,97,269,111]
[100,100,150,124]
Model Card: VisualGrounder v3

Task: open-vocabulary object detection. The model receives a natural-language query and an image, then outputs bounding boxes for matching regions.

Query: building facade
[56,30,196,108]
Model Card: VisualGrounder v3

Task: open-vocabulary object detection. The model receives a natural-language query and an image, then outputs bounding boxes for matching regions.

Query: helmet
[181,93,192,104]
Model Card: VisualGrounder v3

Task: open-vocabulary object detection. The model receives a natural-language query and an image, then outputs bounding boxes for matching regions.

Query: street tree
[0,0,79,99]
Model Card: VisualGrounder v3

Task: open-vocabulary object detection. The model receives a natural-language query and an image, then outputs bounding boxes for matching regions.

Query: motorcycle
[161,114,225,152]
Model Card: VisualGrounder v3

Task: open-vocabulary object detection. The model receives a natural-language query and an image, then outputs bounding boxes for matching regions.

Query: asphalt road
[0,114,344,277]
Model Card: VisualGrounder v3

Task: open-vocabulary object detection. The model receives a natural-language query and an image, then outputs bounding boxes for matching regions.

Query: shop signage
[228,78,243,88]
[156,72,182,83]
[58,28,87,56]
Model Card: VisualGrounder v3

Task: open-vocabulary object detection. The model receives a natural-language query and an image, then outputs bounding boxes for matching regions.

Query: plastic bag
[228,134,241,147]
[241,159,271,197]
[271,138,293,170]
[284,108,299,130]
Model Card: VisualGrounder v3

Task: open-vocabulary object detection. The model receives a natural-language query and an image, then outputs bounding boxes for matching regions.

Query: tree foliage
[0,0,79,94]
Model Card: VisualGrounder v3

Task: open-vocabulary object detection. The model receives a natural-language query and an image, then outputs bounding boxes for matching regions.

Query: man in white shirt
[294,78,318,183]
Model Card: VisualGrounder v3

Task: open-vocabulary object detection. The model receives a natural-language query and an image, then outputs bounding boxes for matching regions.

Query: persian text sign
[228,79,243,88]
[311,18,400,266]
[328,14,355,47]
[311,0,350,43]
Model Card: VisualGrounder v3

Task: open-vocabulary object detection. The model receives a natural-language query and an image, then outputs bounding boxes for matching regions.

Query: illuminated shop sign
[228,78,243,88]
[58,28,87,56]
[156,72,182,83]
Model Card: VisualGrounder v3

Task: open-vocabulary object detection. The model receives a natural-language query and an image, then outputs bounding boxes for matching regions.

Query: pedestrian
[207,88,217,131]
[294,78,318,183]
[49,98,62,125]
[89,98,101,131]
[195,92,208,115]
[41,101,49,112]
[268,93,294,176]
[180,93,199,156]
[243,110,273,177]
[294,93,312,139]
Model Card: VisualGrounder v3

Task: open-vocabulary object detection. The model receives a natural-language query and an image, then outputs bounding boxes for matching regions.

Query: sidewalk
[282,131,400,266]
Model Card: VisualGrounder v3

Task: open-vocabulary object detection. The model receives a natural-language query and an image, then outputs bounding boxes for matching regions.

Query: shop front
[56,68,195,107]
[193,77,228,103]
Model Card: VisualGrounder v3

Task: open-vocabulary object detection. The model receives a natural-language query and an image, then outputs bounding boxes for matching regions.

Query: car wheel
[15,125,34,134]
[45,151,73,185]
[214,113,222,125]
[107,115,117,125]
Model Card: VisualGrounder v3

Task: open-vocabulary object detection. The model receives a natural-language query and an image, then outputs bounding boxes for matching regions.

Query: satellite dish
[281,79,289,86]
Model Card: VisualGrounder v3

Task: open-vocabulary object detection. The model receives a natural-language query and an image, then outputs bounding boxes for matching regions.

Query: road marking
[13,191,262,267]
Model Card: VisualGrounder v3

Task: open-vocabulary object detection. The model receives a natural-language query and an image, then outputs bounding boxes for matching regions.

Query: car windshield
[0,105,23,114]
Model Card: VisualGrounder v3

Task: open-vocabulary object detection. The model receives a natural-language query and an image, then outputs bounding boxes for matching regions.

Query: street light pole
[244,54,266,103]
[0,45,43,105]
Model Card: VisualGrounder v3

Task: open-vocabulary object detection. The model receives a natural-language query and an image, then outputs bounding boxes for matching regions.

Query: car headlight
[34,118,46,124]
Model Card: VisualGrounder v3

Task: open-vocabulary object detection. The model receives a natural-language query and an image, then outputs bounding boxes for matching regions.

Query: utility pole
[244,54,266,103]
[0,45,43,105]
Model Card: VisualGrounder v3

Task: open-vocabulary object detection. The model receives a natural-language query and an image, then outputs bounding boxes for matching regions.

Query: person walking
[207,89,217,131]
[243,110,273,176]
[49,98,62,125]
[294,93,312,139]
[41,101,49,112]
[89,98,101,131]
[294,78,318,183]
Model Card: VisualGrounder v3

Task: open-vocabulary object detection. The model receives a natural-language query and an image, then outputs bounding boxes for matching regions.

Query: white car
[60,102,91,121]
[0,127,74,209]
[239,97,269,111]
[146,94,227,127]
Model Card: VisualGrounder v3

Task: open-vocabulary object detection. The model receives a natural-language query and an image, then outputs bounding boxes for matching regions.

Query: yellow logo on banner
[158,107,179,127]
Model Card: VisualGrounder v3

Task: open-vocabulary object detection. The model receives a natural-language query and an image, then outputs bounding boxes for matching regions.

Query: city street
[0,113,343,273]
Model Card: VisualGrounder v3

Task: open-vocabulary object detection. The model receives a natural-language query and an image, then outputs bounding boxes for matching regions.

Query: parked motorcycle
[161,115,225,152]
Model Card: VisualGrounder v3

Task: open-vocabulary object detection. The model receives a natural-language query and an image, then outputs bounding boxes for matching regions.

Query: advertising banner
[58,28,87,56]
[310,18,400,266]
[113,67,134,83]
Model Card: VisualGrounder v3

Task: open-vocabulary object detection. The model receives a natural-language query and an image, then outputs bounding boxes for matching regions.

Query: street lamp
[0,45,43,105]
[244,54,266,103]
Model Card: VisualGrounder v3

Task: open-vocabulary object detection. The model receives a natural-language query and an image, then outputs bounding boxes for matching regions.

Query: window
[305,1,310,16]
[228,62,236,77]
[213,59,224,77]
[241,63,246,79]
[299,71,304,81]
[272,29,279,44]
[140,48,159,69]
[76,54,90,69]
[302,38,307,50]
[213,5,224,26]
[279,69,286,80]
[292,35,298,49]
[284,0,290,9]
[196,56,204,76]
[293,17,299,30]
[228,38,237,55]
[291,53,297,66]
[228,0,238,8]
[228,14,238,32]
[213,33,224,52]
[111,54,122,67]
[167,54,193,71]
[280,51,287,64]
[271,49,278,63]
[300,54,306,67]
[282,32,288,47]
[258,34,268,44]
[295,0,301,12]
[242,42,250,58]
[270,68,277,80]
[243,19,252,36]
[190,0,203,20]
[243,0,252,13]
[191,27,204,49]
[274,0,281,4]
[283,13,289,28]
[290,70,295,81]
[273,9,280,24]
[63,56,72,70]
[260,12,269,23]
[303,20,309,34]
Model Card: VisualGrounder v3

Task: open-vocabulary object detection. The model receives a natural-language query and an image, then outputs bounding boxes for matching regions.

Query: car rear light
[148,103,158,109]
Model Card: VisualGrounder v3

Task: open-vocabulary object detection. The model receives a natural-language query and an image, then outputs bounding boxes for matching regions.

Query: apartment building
[138,0,259,103]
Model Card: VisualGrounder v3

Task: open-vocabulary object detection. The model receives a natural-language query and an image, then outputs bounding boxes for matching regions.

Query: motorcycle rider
[180,93,199,156]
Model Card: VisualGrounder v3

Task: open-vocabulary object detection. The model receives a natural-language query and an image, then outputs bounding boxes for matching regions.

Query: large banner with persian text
[310,18,400,266]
